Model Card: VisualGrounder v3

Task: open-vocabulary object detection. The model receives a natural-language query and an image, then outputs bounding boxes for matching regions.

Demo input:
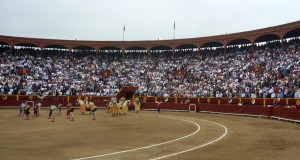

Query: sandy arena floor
[0,109,299,160]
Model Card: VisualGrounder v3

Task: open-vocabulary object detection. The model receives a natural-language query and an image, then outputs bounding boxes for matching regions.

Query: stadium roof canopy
[125,46,147,50]
[201,42,224,48]
[0,20,300,50]
[150,45,172,50]
[176,44,197,49]
[284,28,300,39]
[15,43,39,47]
[73,46,95,50]
[0,41,9,46]
[99,46,121,50]
[44,44,68,49]
[254,34,281,43]
[227,39,252,46]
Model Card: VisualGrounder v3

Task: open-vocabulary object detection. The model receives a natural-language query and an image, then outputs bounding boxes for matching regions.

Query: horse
[118,98,128,115]
[109,100,119,116]
[105,97,117,113]
[103,97,119,116]
[133,98,141,113]
[78,99,95,115]
[86,102,95,114]
[77,99,86,114]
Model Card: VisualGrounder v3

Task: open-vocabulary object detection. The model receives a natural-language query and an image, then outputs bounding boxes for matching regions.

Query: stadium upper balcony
[0,20,300,52]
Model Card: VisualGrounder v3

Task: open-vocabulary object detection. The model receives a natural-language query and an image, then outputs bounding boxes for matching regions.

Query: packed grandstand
[0,22,300,100]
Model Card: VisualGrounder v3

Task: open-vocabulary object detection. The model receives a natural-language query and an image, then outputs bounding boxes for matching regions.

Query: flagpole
[173,28,175,40]
[123,25,125,41]
[173,21,175,40]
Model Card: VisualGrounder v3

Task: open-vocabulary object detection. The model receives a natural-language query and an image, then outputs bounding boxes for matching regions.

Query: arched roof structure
[72,45,95,50]
[0,41,9,46]
[0,21,300,50]
[283,28,300,39]
[254,34,281,43]
[125,46,147,50]
[201,42,224,48]
[175,44,197,49]
[150,45,172,51]
[227,38,252,46]
[99,46,121,51]
[43,44,68,49]
[15,42,39,48]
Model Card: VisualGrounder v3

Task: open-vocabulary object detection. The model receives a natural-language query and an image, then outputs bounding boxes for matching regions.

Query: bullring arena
[1,105,300,160]
[1,20,300,160]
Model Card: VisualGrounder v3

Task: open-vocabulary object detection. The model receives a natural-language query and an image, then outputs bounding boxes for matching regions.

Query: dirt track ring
[73,114,228,160]
[0,110,228,160]
[2,110,299,160]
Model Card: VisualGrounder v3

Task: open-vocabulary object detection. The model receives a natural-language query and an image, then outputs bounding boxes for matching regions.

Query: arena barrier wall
[1,95,300,121]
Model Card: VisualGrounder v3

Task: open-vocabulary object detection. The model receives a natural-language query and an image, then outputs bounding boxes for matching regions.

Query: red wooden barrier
[1,95,300,121]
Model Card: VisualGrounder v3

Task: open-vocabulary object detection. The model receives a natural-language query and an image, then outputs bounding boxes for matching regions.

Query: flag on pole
[123,25,126,32]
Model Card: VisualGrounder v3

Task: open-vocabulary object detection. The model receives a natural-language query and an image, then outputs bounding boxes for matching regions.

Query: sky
[0,0,299,41]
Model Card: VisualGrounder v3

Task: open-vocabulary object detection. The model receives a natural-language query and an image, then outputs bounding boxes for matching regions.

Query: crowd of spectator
[0,38,300,99]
